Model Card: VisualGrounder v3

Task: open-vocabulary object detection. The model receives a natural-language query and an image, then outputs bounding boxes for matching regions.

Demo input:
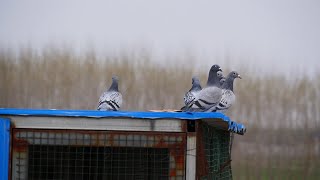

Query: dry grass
[1,47,319,179]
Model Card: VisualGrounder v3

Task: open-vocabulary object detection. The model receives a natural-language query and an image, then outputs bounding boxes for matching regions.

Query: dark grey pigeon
[97,76,123,111]
[184,65,223,112]
[206,64,223,87]
[212,71,241,113]
[181,76,202,111]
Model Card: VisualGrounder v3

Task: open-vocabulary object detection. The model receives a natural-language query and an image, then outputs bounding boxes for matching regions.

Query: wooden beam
[186,133,196,180]
[8,116,184,132]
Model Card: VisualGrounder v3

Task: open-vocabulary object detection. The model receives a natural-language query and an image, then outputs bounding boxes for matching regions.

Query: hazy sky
[1,0,320,76]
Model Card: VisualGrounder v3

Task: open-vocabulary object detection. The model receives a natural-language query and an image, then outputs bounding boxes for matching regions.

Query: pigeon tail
[180,106,188,111]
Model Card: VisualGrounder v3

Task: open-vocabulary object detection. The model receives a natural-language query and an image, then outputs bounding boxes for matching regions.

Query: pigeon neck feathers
[207,71,221,87]
[222,73,235,91]
[191,78,202,91]
[206,64,222,87]
[108,79,119,92]
[192,84,202,91]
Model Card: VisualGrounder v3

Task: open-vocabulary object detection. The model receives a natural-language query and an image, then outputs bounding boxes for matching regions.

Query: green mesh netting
[200,122,233,180]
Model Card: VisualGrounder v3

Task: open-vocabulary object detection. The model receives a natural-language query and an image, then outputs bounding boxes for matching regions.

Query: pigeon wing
[98,91,122,111]
[189,86,222,111]
[184,91,197,106]
[214,89,235,113]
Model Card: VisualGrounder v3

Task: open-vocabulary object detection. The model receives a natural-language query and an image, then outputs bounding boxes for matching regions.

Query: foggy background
[1,0,320,76]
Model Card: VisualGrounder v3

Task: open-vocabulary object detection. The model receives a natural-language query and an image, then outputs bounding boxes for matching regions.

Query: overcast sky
[0,0,320,76]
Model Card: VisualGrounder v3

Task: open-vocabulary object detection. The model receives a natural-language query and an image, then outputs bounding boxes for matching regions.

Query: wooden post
[186,132,196,180]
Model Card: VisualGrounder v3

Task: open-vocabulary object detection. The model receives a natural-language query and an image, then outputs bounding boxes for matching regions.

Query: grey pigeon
[216,71,225,87]
[97,76,123,111]
[219,73,226,87]
[206,64,223,86]
[220,78,226,87]
[181,76,202,111]
[184,64,223,112]
[212,71,241,113]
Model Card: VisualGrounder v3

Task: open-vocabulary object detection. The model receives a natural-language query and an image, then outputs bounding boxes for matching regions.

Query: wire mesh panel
[197,121,233,180]
[11,129,186,180]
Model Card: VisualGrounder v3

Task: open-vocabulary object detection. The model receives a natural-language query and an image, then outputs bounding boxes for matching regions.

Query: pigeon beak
[238,74,242,79]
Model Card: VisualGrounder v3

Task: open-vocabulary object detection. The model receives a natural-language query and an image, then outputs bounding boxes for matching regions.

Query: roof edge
[0,108,246,135]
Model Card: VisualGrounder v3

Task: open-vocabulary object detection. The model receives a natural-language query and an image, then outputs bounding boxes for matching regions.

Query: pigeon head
[230,71,241,79]
[210,64,222,73]
[222,71,241,91]
[192,76,200,85]
[217,71,224,80]
[191,76,202,91]
[108,75,119,91]
[220,78,226,86]
[207,64,223,87]
[112,75,119,82]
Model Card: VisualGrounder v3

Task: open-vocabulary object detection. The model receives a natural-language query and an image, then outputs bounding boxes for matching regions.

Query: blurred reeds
[0,47,319,179]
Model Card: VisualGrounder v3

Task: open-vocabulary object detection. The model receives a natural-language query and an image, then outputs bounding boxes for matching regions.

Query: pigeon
[184,64,223,112]
[220,78,226,87]
[219,72,226,87]
[181,76,202,111]
[216,71,225,86]
[212,71,241,113]
[207,64,223,87]
[97,76,123,111]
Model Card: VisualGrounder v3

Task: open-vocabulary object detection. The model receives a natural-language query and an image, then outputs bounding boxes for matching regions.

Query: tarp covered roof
[0,108,246,135]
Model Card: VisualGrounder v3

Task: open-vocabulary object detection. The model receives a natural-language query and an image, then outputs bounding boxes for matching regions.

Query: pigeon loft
[0,108,246,180]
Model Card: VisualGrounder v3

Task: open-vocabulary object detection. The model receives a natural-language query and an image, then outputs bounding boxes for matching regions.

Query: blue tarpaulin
[0,108,246,134]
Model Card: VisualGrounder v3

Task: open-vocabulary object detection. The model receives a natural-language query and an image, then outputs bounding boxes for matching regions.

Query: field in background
[1,48,320,179]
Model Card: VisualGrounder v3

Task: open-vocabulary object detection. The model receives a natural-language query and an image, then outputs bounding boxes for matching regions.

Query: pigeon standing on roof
[184,64,223,112]
[181,76,202,111]
[212,71,241,113]
[97,76,123,111]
